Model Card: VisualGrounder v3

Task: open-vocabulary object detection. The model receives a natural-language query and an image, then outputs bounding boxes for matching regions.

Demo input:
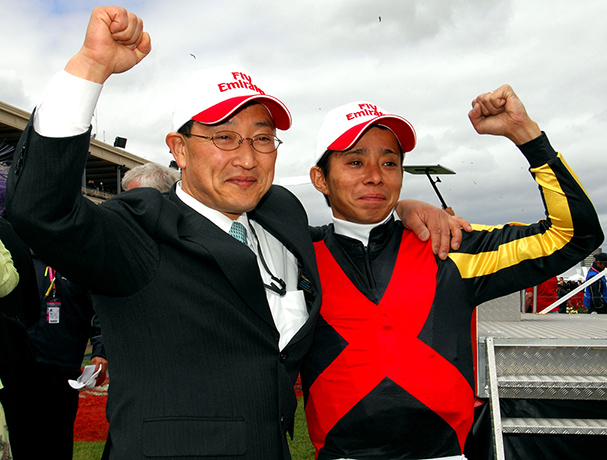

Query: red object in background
[294,375,303,398]
[526,277,558,312]
[73,377,109,442]
[569,290,584,310]
[574,291,584,307]
[95,372,107,387]
[74,393,109,442]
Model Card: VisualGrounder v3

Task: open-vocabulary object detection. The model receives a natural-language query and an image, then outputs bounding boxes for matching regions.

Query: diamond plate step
[497,374,607,399]
[502,417,607,435]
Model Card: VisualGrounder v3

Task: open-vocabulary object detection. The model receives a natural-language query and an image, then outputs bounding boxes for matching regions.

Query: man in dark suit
[7,8,317,458]
[6,7,463,459]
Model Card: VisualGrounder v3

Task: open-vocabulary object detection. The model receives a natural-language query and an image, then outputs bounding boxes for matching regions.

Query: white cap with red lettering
[172,64,292,131]
[314,101,416,161]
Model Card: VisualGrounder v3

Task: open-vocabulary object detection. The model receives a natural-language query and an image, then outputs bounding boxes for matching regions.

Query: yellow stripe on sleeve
[449,159,574,279]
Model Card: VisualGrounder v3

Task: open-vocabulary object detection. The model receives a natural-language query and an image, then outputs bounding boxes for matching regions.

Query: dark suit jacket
[7,120,321,459]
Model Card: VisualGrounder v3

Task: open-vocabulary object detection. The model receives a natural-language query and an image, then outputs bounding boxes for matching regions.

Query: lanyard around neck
[248,223,287,297]
[44,267,56,297]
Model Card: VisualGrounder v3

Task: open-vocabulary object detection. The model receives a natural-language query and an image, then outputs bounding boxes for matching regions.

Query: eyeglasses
[188,130,283,153]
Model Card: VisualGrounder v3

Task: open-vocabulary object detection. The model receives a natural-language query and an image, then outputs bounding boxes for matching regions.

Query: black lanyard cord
[248,223,287,297]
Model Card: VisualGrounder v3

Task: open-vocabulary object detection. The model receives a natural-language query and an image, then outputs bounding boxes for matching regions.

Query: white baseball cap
[314,101,416,162]
[172,64,292,132]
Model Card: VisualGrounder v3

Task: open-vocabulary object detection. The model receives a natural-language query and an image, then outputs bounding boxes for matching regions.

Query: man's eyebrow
[383,149,400,155]
[255,120,275,129]
[344,148,368,155]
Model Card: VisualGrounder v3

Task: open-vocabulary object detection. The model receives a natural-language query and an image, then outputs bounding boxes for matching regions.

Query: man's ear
[166,133,187,169]
[310,166,329,195]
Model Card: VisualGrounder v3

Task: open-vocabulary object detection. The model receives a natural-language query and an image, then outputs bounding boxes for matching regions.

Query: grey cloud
[1,0,606,245]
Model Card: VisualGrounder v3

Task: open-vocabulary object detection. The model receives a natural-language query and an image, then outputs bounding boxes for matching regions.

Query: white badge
[47,300,60,324]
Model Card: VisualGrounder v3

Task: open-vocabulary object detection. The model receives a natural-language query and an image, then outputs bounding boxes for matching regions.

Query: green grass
[73,441,105,460]
[288,398,315,460]
[73,397,315,460]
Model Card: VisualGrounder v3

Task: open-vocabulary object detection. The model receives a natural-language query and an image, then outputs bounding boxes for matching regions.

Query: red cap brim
[328,116,416,153]
[191,95,292,130]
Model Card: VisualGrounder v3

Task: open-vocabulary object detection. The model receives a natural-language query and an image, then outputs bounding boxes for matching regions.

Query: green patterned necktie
[229,221,248,246]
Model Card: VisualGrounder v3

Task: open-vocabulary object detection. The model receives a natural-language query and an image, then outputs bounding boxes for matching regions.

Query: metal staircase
[483,335,607,459]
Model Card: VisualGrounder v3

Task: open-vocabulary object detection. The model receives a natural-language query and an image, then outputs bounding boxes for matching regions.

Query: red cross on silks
[306,234,474,454]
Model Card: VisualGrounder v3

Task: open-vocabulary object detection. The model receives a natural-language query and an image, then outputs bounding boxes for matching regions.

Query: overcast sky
[2,0,606,259]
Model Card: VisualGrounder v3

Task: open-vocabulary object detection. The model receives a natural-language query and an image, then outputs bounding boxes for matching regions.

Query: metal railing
[539,268,607,314]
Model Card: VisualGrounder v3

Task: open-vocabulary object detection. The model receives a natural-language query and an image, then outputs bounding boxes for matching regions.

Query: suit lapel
[168,193,276,329]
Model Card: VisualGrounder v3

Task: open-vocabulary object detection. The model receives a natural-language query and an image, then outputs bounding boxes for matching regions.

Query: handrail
[81,186,115,200]
[539,268,607,314]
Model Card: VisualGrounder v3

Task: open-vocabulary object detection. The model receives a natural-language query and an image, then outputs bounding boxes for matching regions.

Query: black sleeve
[90,314,106,359]
[6,117,164,296]
[450,133,603,305]
[309,224,333,243]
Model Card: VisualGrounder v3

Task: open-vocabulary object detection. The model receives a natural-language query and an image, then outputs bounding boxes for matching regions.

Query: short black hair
[177,119,195,136]
[315,149,335,207]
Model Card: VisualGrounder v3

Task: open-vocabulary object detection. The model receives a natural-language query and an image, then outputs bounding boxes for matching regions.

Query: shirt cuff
[34,70,103,138]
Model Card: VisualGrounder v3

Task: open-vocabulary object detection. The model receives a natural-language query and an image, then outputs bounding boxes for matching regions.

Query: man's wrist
[509,121,542,145]
[65,52,112,85]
